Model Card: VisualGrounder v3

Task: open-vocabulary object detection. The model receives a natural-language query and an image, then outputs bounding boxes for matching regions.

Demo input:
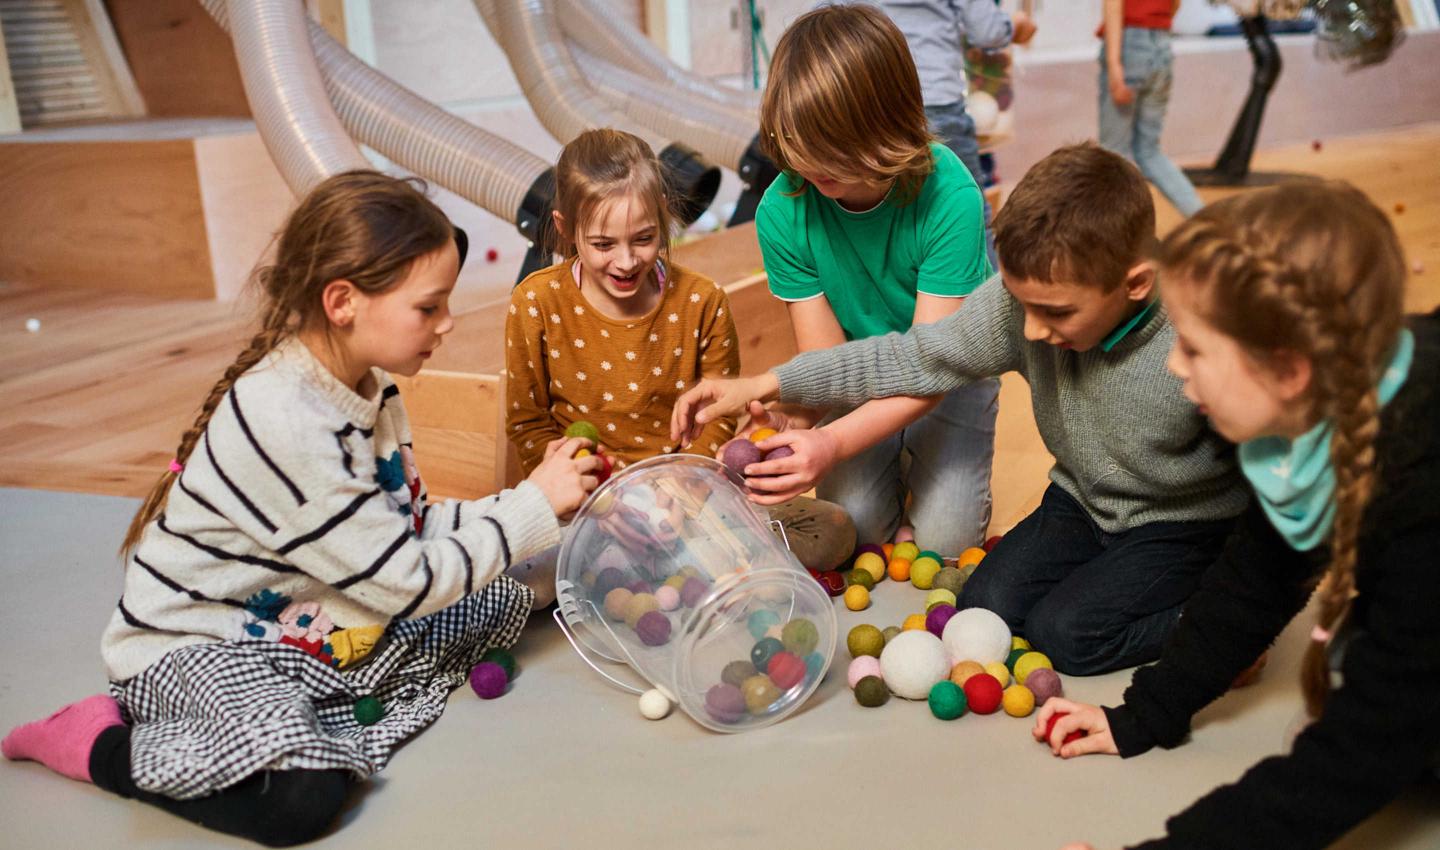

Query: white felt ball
[968,91,1000,135]
[941,608,1012,666]
[879,629,950,700]
[25,318,41,333]
[639,688,672,720]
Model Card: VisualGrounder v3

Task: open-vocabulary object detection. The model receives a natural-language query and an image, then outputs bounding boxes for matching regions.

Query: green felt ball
[353,695,384,726]
[782,618,819,656]
[481,648,516,680]
[928,680,968,720]
[917,550,944,564]
[931,566,968,598]
[846,568,876,591]
[854,676,889,707]
[1006,647,1029,672]
[564,420,602,444]
[751,637,785,672]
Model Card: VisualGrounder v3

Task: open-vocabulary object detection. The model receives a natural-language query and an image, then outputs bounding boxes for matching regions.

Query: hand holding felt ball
[729,428,840,506]
[1033,699,1117,758]
[531,435,602,518]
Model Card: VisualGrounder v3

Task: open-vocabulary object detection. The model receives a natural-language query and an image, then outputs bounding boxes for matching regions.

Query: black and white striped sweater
[102,338,559,682]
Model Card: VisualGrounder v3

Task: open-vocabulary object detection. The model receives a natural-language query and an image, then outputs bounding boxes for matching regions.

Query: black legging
[89,726,350,847]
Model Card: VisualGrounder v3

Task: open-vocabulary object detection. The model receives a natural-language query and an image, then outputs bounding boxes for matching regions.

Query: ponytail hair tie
[1310,625,1333,643]
[168,459,184,474]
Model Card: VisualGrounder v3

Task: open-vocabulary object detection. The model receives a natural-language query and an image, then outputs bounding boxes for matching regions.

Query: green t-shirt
[756,142,990,340]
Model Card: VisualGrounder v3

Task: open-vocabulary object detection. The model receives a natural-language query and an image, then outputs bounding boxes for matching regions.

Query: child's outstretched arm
[684,285,742,456]
[505,285,568,475]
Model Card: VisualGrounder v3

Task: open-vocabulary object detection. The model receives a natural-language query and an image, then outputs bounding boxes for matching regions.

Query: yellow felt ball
[855,552,886,583]
[1011,636,1032,652]
[749,428,779,444]
[574,448,592,458]
[910,557,942,590]
[902,613,928,632]
[1003,684,1036,717]
[984,661,1011,687]
[847,624,885,658]
[843,584,871,611]
[887,558,912,582]
[892,541,920,562]
[950,660,985,686]
[925,588,957,610]
[958,547,987,569]
[1012,651,1053,685]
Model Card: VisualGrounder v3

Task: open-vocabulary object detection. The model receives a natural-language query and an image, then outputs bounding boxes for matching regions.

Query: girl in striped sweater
[3,171,597,845]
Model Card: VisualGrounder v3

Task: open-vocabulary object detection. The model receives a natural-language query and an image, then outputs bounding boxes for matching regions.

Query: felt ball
[1013,651,1053,686]
[469,662,508,699]
[626,579,651,594]
[1011,636,1032,652]
[892,541,920,562]
[854,543,885,561]
[963,673,1003,714]
[602,588,633,620]
[750,637,784,672]
[805,652,825,681]
[926,589,957,610]
[574,448,591,459]
[594,451,613,484]
[679,577,709,608]
[818,570,846,596]
[782,618,819,656]
[747,609,781,639]
[854,675,889,707]
[910,555,941,580]
[910,558,941,590]
[480,647,516,680]
[1043,711,1086,745]
[957,547,988,569]
[705,683,746,724]
[639,688,672,720]
[983,535,1003,552]
[664,575,687,591]
[886,558,912,583]
[903,613,928,632]
[564,420,602,444]
[722,659,756,687]
[764,625,783,640]
[847,655,883,689]
[931,566,967,598]
[879,629,951,700]
[25,318,41,333]
[678,565,703,579]
[843,584,871,611]
[742,674,782,714]
[353,695,384,725]
[763,445,794,463]
[847,624,885,658]
[854,552,886,583]
[635,610,671,646]
[926,603,958,638]
[720,439,763,474]
[949,660,985,686]
[654,585,680,611]
[882,626,902,645]
[594,567,626,597]
[748,427,779,443]
[846,568,876,591]
[1025,668,1064,705]
[1002,684,1036,717]
[1006,647,1029,672]
[882,543,895,560]
[984,661,1011,687]
[767,651,806,690]
[928,680,968,720]
[624,593,660,628]
[916,550,943,564]
[942,608,1012,665]
[893,526,915,543]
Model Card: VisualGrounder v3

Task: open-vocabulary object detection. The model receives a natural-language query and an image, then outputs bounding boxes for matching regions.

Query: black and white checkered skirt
[110,577,534,800]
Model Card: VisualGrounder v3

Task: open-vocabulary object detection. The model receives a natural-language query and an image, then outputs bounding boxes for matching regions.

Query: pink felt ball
[1025,667,1063,705]
[635,610,672,646]
[469,661,508,699]
[847,655,882,689]
[705,683,746,724]
[720,439,763,474]
[680,576,709,608]
[926,603,958,638]
[767,651,806,690]
[655,585,680,611]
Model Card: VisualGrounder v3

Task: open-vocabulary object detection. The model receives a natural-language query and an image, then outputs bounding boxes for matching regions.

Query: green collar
[1099,299,1159,352]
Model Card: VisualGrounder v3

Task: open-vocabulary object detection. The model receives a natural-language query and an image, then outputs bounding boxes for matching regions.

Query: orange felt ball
[749,428,778,443]
[957,547,987,569]
[882,543,895,560]
[902,613,928,632]
[950,660,985,687]
[887,558,912,582]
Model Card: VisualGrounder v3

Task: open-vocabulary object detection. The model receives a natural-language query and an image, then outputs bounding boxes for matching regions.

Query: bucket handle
[551,606,648,696]
[768,518,792,551]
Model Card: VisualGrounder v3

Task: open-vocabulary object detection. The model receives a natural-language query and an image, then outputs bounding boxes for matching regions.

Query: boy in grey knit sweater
[673,143,1248,675]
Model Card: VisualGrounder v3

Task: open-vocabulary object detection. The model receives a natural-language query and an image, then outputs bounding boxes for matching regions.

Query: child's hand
[1012,11,1037,46]
[741,428,840,505]
[1108,75,1135,106]
[734,401,790,444]
[1033,698,1119,758]
[529,437,599,519]
[672,374,779,446]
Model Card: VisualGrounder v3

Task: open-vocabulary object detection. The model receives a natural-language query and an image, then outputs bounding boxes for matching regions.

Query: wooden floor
[3,124,1438,532]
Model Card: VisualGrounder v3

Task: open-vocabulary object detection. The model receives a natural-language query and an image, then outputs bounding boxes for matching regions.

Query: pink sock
[2,695,123,783]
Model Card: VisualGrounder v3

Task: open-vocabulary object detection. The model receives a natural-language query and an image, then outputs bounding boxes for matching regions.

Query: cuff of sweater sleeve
[477,481,562,566]
[773,359,823,406]
[1105,704,1158,759]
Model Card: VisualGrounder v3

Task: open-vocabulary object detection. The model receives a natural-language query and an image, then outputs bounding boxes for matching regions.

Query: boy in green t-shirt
[746,4,999,558]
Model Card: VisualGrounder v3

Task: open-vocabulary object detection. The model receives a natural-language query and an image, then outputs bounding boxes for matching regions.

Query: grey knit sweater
[774,275,1248,533]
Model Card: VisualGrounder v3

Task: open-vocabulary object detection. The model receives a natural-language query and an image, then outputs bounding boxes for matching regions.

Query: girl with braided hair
[1036,180,1439,850]
[3,171,597,845]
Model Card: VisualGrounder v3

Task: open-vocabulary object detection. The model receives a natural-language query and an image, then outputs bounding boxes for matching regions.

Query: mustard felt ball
[624,593,660,628]
[603,587,633,621]
[892,541,920,563]
[984,661,1011,687]
[782,618,820,656]
[844,585,871,611]
[664,575,688,591]
[902,613,928,632]
[742,674,782,714]
[1011,636,1033,652]
[925,589,957,610]
[1013,651,1053,686]
[854,552,886,583]
[910,558,942,590]
[847,624,885,659]
[1002,684,1036,717]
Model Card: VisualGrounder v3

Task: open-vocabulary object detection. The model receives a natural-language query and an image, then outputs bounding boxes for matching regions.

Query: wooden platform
[3,124,1437,534]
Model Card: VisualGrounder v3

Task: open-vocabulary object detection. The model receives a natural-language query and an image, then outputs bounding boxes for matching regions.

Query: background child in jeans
[1099,0,1203,216]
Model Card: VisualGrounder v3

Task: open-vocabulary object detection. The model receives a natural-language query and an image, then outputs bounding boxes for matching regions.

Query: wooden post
[0,15,21,134]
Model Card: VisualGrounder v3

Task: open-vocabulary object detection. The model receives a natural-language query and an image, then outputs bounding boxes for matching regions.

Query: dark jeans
[90,725,350,847]
[925,101,998,272]
[959,484,1233,675]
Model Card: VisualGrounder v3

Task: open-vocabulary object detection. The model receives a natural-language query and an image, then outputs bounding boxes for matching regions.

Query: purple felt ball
[762,445,795,464]
[635,610,672,646]
[855,543,885,560]
[705,683,746,724]
[679,576,709,608]
[926,603,959,638]
[593,567,626,598]
[1025,667,1063,706]
[469,661,508,699]
[626,579,651,594]
[720,439,763,474]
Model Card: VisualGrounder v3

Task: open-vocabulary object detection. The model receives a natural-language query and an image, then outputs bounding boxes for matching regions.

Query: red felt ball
[485,247,499,263]
[983,535,1004,552]
[817,570,846,597]
[1043,711,1087,745]
[962,672,1004,714]
[594,451,613,484]
[767,651,805,690]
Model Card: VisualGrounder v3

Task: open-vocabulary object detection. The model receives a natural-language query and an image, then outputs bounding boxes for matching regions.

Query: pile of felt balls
[805,537,996,605]
[846,606,1064,722]
[590,564,718,648]
[703,611,827,725]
